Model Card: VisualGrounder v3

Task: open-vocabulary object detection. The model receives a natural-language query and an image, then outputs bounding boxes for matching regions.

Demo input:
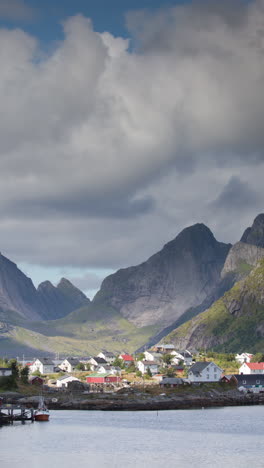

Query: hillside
[163,259,264,352]
[94,224,231,329]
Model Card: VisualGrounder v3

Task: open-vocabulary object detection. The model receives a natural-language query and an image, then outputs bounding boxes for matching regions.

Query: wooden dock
[0,404,34,424]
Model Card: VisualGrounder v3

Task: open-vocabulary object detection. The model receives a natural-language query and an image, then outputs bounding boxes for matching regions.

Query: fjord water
[1,407,263,468]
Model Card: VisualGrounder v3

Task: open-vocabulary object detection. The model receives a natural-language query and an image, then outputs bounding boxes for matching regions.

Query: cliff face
[94,224,231,328]
[0,253,89,321]
[37,278,90,320]
[221,241,264,280]
[0,253,45,320]
[163,259,264,353]
[240,213,264,248]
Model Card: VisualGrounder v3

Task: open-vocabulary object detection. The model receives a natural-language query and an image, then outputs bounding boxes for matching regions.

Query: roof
[120,354,134,361]
[36,358,54,366]
[243,363,264,370]
[86,373,113,377]
[140,360,158,366]
[98,365,112,371]
[63,358,80,366]
[91,357,108,364]
[160,344,175,349]
[100,351,115,357]
[0,367,12,371]
[161,378,183,384]
[234,374,264,385]
[28,375,44,381]
[188,361,218,375]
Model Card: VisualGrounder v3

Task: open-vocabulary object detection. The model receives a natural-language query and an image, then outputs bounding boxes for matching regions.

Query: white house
[171,350,193,366]
[155,344,175,353]
[88,357,108,371]
[143,351,162,363]
[235,353,253,364]
[0,367,12,377]
[97,351,115,364]
[239,362,264,375]
[30,358,55,375]
[188,362,223,382]
[137,360,159,375]
[59,358,80,373]
[56,375,81,388]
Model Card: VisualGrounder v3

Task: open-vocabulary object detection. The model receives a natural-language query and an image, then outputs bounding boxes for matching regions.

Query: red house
[119,354,134,366]
[86,373,121,384]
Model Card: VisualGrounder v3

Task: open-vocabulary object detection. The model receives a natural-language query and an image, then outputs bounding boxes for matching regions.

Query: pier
[0,404,34,424]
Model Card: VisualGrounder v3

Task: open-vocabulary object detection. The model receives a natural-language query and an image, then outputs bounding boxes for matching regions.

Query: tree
[112,357,123,368]
[8,359,19,379]
[162,354,173,366]
[251,353,264,363]
[76,363,85,371]
[166,367,175,377]
[146,367,152,378]
[20,366,29,384]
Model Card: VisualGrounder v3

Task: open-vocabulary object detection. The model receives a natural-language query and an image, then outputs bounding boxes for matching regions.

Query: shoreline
[2,390,264,412]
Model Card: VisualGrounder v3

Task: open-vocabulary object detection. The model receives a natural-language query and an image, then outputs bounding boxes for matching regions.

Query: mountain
[240,213,264,247]
[163,258,264,352]
[0,252,90,322]
[0,253,45,321]
[93,224,231,329]
[37,278,90,320]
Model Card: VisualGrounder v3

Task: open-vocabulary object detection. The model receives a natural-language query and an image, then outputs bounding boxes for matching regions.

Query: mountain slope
[241,213,264,247]
[163,259,264,352]
[94,224,231,329]
[0,252,90,321]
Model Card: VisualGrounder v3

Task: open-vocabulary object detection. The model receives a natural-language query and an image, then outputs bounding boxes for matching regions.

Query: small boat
[34,396,49,421]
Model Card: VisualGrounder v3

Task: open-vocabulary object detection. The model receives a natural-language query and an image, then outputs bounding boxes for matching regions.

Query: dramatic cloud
[0,1,264,277]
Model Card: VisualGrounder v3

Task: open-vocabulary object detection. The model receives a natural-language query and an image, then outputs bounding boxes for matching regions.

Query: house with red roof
[239,362,264,375]
[119,354,134,366]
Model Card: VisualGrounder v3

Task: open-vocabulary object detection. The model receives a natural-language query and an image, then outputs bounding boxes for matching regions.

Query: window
[256,380,260,384]
[243,380,246,384]
[207,374,209,379]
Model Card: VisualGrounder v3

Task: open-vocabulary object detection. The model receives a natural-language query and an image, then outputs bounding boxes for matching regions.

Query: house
[58,358,80,373]
[88,357,108,371]
[155,344,175,353]
[28,375,44,386]
[86,373,121,384]
[137,360,159,375]
[0,368,12,377]
[97,365,112,374]
[171,365,184,374]
[171,350,193,366]
[239,362,264,375]
[233,374,264,391]
[56,375,81,388]
[119,354,134,366]
[97,351,116,364]
[159,377,184,388]
[188,362,223,382]
[30,358,55,375]
[235,353,253,364]
[143,351,162,363]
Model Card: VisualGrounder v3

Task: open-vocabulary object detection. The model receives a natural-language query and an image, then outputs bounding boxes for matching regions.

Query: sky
[0,0,263,298]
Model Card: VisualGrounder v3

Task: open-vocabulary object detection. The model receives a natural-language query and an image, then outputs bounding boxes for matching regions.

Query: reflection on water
[1,406,264,468]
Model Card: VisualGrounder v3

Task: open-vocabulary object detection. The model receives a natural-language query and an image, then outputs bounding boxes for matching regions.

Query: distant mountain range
[0,213,263,356]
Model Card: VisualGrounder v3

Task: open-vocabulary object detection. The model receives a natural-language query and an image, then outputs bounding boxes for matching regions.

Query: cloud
[0,0,35,22]
[0,3,263,272]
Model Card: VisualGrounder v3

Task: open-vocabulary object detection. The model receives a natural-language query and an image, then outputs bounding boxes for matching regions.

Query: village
[1,346,264,400]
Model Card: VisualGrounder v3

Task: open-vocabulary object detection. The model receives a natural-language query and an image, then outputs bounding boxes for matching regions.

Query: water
[1,406,264,468]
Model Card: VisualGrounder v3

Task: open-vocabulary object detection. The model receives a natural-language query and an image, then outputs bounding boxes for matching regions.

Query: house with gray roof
[59,358,80,373]
[30,358,55,375]
[188,361,223,382]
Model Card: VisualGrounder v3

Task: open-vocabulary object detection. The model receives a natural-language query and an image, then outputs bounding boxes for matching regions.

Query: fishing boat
[34,396,49,421]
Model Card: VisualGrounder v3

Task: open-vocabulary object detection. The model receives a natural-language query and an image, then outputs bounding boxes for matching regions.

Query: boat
[34,396,49,421]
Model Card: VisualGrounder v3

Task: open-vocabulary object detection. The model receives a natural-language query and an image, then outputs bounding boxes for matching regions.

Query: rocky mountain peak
[240,213,264,247]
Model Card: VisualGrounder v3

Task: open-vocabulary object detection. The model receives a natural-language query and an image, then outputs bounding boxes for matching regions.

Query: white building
[188,362,223,382]
[239,362,264,375]
[56,375,80,388]
[235,353,253,364]
[137,360,159,375]
[0,367,12,377]
[143,351,162,363]
[59,358,80,373]
[97,351,115,364]
[30,358,55,375]
[171,350,193,366]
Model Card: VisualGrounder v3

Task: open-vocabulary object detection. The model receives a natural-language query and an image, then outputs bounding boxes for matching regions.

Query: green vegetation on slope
[165,259,264,353]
